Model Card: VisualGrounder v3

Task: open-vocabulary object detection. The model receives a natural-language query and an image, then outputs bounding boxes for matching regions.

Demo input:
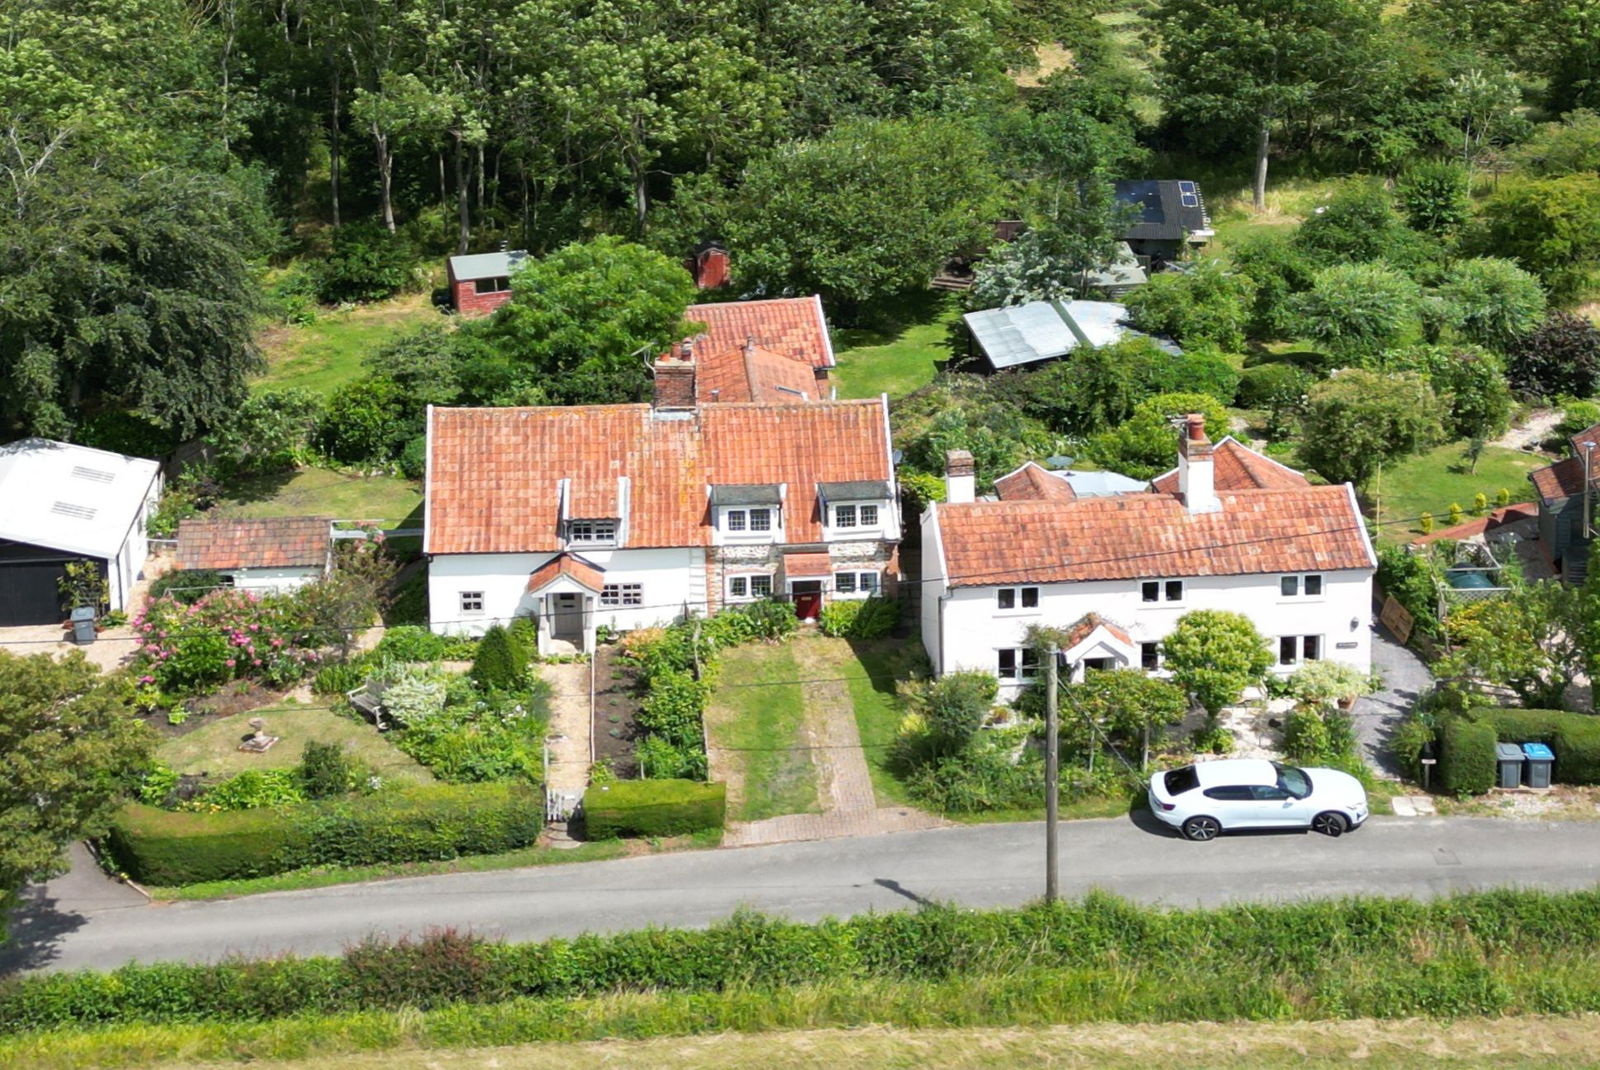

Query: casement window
[1141,642,1161,671]
[459,591,485,614]
[997,647,1040,681]
[832,503,880,529]
[1280,573,1325,598]
[567,519,618,544]
[1279,635,1323,666]
[996,586,1040,610]
[1142,579,1185,603]
[725,507,774,533]
[833,571,881,596]
[727,574,773,601]
[473,276,510,294]
[600,583,642,608]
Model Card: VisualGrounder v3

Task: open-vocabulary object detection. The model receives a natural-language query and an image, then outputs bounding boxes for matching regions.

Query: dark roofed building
[1114,180,1214,262]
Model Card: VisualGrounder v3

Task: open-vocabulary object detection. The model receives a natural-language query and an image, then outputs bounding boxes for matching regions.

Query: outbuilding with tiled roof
[175,516,333,592]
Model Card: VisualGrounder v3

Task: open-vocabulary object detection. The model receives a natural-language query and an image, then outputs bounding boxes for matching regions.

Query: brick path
[723,636,945,848]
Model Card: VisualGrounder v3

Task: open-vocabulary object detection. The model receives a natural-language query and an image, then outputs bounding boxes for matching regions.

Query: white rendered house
[424,381,899,655]
[920,418,1377,700]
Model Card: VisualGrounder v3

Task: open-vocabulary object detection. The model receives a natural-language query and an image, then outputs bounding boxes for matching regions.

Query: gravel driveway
[1352,624,1433,777]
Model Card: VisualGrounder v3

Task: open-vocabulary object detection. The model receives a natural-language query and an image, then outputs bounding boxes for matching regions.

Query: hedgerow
[13,891,1600,1031]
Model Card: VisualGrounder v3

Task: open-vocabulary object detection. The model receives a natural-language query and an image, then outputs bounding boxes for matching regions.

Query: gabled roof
[932,485,1374,589]
[525,552,605,594]
[448,249,528,281]
[426,399,892,554]
[1570,422,1600,458]
[1531,455,1587,503]
[1150,437,1310,495]
[696,345,817,403]
[1063,613,1132,651]
[995,462,1077,502]
[0,438,161,559]
[685,296,835,371]
[1113,180,1212,243]
[176,516,331,571]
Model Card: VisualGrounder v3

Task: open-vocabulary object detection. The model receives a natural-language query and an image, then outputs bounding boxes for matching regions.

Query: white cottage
[424,389,900,655]
[920,417,1377,699]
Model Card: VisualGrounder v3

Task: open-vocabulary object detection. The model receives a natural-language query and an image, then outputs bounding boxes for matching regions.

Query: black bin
[1495,742,1524,789]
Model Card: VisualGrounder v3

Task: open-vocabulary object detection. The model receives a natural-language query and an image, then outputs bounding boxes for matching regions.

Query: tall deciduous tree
[1298,369,1443,486]
[0,650,151,942]
[1153,0,1383,210]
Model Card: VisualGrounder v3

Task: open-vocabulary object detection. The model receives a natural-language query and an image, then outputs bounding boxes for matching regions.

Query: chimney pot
[1176,414,1217,513]
[1186,413,1206,442]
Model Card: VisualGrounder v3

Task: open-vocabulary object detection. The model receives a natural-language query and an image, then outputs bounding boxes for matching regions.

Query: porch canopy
[1060,613,1137,677]
[525,552,605,595]
[781,551,832,580]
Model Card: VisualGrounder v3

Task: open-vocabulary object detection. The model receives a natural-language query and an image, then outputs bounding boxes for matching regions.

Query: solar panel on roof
[1180,193,1199,207]
[1178,181,1196,193]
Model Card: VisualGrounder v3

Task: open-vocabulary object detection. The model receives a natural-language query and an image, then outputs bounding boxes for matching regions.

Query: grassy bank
[707,645,815,821]
[256,293,443,395]
[13,1016,1600,1070]
[844,640,919,808]
[214,468,423,526]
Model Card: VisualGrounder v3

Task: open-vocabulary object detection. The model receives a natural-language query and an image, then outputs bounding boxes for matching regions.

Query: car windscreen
[1275,763,1312,797]
[1163,766,1199,796]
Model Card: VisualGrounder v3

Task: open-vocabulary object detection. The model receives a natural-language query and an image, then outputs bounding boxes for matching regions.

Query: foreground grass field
[21,1018,1600,1070]
[156,703,433,785]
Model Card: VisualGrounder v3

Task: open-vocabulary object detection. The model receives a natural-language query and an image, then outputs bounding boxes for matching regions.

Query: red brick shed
[447,249,528,315]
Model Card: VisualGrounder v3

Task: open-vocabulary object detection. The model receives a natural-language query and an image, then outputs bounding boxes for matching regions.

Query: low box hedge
[583,779,725,839]
[107,783,542,886]
[1470,708,1600,786]
[1438,717,1495,796]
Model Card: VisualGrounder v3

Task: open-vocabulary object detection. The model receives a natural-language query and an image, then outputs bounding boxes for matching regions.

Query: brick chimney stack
[945,449,976,505]
[652,341,697,409]
[1177,413,1218,514]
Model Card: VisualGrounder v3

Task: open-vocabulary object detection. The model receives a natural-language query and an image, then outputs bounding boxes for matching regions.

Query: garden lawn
[1371,441,1546,541]
[156,702,433,785]
[706,643,817,821]
[832,292,958,399]
[255,292,444,395]
[844,639,920,808]
[215,468,423,527]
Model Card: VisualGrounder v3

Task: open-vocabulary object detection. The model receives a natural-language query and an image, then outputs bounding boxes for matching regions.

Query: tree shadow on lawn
[833,288,952,346]
[217,469,298,508]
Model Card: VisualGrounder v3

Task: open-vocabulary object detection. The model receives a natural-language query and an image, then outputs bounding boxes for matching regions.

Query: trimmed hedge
[12,891,1600,1030]
[1439,717,1495,796]
[1474,708,1600,785]
[107,783,542,885]
[583,779,725,839]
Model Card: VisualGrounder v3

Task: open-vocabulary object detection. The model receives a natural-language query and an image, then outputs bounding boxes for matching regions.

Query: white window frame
[600,583,642,608]
[832,570,880,599]
[568,518,618,545]
[1278,634,1324,666]
[833,504,858,528]
[997,647,1040,682]
[727,573,773,602]
[1280,573,1325,599]
[1140,641,1161,671]
[724,506,777,538]
[830,502,881,532]
[459,590,485,614]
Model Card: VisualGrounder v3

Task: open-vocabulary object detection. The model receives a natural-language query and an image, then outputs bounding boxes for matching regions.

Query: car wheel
[1181,816,1221,842]
[1312,811,1349,838]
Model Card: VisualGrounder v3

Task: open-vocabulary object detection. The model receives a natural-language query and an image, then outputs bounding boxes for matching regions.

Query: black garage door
[0,559,71,626]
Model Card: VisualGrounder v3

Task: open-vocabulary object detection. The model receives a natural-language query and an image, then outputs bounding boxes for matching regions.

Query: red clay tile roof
[1409,503,1539,546]
[696,345,818,404]
[1150,438,1309,495]
[1531,456,1587,503]
[933,485,1374,588]
[1570,422,1600,457]
[995,462,1077,501]
[685,296,834,370]
[426,399,891,554]
[782,551,833,578]
[1064,613,1132,649]
[176,517,330,571]
[525,553,605,593]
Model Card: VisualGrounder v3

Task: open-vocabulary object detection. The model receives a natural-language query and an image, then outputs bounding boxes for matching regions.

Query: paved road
[9,813,1600,974]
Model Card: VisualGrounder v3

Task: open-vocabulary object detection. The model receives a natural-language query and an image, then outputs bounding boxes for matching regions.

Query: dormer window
[567,519,618,545]
[726,507,774,533]
[831,503,880,529]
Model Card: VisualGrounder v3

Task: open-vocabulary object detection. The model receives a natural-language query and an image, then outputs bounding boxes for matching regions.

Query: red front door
[793,583,822,620]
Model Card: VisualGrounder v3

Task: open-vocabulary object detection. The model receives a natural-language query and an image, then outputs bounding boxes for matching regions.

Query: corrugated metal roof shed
[963,299,1178,370]
[0,438,161,558]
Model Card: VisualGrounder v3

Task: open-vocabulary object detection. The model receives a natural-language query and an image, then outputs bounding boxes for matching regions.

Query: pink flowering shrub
[133,589,323,694]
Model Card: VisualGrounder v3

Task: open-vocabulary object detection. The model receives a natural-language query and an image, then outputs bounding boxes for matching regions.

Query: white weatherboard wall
[927,561,1372,699]
[428,548,703,635]
[228,566,323,593]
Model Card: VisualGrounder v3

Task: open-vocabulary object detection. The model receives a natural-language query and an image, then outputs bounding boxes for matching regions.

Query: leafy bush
[1286,660,1371,708]
[1230,230,1315,338]
[146,569,225,606]
[819,597,900,638]
[582,779,726,838]
[638,671,712,748]
[1390,713,1437,782]
[299,741,356,800]
[375,663,450,726]
[1439,717,1496,796]
[393,682,549,784]
[312,222,417,304]
[106,783,543,885]
[900,672,997,761]
[1294,181,1411,264]
[398,434,428,479]
[183,769,307,812]
[1396,160,1470,233]
[1472,708,1600,785]
[1282,707,1359,766]
[1507,313,1600,400]
[206,389,321,475]
[1376,545,1442,638]
[312,657,374,696]
[470,625,528,691]
[634,735,706,780]
[316,377,412,464]
[1088,392,1230,480]
[376,625,449,663]
[904,741,1042,812]
[1122,259,1254,351]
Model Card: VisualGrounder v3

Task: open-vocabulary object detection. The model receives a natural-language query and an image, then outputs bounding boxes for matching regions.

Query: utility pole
[1045,642,1060,905]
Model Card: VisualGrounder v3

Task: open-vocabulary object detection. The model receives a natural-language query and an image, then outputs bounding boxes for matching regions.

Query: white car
[1148,758,1369,841]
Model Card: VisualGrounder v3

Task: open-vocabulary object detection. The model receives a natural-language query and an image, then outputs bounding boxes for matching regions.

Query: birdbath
[237,716,280,753]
